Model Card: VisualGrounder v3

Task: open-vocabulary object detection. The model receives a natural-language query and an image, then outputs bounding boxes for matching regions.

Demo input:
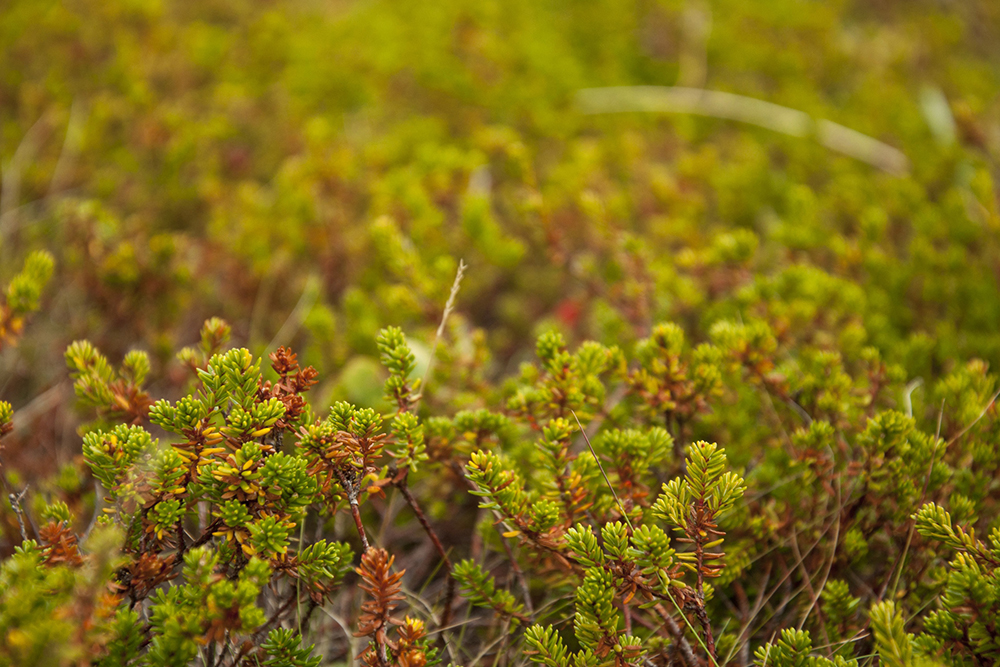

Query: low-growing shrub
[3,314,1000,666]
[2,1,1000,666]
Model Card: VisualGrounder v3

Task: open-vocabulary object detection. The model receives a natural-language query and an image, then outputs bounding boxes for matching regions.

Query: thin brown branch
[651,603,700,667]
[335,468,371,551]
[391,466,457,639]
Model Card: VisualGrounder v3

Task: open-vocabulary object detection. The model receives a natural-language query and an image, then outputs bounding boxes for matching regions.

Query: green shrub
[2,1,1000,666]
[0,250,53,352]
[0,312,998,665]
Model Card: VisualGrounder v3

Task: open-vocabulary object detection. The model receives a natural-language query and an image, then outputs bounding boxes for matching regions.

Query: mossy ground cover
[1,1,1000,665]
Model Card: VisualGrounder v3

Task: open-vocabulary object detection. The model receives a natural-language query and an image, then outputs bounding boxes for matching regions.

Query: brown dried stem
[391,465,456,633]
[651,603,700,667]
[335,468,371,552]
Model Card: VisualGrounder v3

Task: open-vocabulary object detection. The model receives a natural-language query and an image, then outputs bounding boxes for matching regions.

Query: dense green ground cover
[1,0,1000,665]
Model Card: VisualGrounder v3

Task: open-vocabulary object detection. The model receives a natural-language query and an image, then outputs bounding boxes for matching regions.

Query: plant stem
[651,603,700,667]
[693,497,718,666]
[335,468,370,551]
[349,494,370,552]
[8,487,28,542]
[391,466,456,631]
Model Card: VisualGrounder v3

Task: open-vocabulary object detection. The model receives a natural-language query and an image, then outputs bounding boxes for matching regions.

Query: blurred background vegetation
[1,0,999,489]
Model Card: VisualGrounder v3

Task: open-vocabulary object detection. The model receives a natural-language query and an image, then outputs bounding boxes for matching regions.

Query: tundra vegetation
[1,1,1000,666]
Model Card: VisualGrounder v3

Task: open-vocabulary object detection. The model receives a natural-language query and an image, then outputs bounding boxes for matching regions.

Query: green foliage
[507,333,622,423]
[0,332,374,664]
[0,401,13,440]
[256,628,322,667]
[524,625,571,667]
[0,541,79,666]
[869,602,916,667]
[145,549,269,665]
[378,326,420,411]
[466,450,532,536]
[390,411,428,473]
[453,559,526,622]
[82,424,156,497]
[0,526,123,667]
[914,504,982,556]
[821,580,860,643]
[19,308,1000,667]
[910,503,1000,663]
[99,608,144,667]
[3,2,1000,666]
[5,251,54,314]
[753,628,858,667]
[0,250,54,351]
[295,540,353,592]
[653,441,745,529]
[66,341,153,426]
[574,567,629,659]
